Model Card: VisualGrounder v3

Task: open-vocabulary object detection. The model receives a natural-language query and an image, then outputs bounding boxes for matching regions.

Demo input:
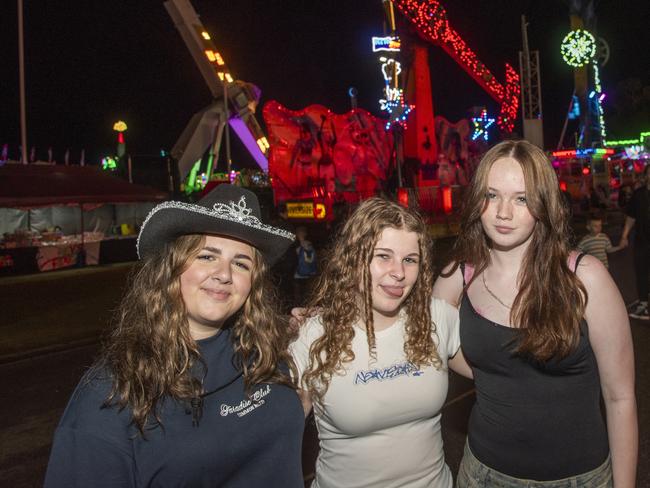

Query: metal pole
[18,0,28,165]
[395,127,403,188]
[557,90,576,150]
[224,81,232,174]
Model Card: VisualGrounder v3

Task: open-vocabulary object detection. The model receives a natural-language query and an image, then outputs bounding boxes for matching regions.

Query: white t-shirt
[290,297,460,488]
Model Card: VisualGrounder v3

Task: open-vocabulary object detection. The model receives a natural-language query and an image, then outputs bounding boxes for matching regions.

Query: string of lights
[392,0,520,132]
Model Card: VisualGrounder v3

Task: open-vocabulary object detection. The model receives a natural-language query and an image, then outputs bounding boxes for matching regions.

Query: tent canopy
[0,163,168,208]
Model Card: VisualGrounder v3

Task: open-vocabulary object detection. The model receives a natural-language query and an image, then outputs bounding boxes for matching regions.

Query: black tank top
[459,263,609,480]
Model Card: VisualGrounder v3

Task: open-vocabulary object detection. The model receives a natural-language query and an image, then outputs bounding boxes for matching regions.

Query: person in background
[577,212,623,269]
[434,140,637,487]
[291,198,467,488]
[618,184,633,209]
[44,185,304,488]
[293,225,318,306]
[619,163,650,320]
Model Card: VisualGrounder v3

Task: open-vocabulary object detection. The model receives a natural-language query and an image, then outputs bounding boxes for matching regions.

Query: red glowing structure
[393,0,520,133]
[263,101,394,217]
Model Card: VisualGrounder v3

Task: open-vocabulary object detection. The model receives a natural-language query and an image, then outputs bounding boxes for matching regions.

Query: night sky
[1,0,647,167]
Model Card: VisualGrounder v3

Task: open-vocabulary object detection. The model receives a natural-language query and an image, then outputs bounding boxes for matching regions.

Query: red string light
[392,0,520,132]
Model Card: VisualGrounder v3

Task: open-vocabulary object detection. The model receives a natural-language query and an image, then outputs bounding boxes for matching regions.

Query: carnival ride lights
[560,29,596,68]
[101,156,117,171]
[551,148,614,158]
[113,120,127,159]
[624,145,645,160]
[471,109,495,141]
[377,55,415,130]
[372,36,401,52]
[374,30,414,131]
[605,131,650,147]
[560,27,607,144]
[391,0,520,133]
[591,62,606,139]
[164,0,270,183]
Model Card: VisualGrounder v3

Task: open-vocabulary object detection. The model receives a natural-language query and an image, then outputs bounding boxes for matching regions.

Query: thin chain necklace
[482,270,512,309]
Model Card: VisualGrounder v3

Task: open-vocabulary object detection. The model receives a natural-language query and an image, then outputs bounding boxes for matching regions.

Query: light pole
[18,0,28,165]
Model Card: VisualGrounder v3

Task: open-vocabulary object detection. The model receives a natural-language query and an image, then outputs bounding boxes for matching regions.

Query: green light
[101,156,117,171]
[185,159,202,195]
[561,29,596,68]
[604,130,650,147]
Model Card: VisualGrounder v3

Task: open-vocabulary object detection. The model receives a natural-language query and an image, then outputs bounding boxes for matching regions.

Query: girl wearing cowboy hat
[45,185,305,487]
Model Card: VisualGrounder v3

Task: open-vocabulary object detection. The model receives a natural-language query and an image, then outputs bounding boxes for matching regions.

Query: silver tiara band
[137,196,295,254]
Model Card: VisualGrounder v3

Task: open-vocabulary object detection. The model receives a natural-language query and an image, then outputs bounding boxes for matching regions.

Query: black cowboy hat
[137,184,294,265]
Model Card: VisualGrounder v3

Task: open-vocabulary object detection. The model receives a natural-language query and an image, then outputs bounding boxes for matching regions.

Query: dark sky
[1,0,647,166]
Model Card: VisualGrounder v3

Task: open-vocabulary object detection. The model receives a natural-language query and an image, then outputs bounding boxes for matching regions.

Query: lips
[380,285,404,298]
[495,226,514,234]
[202,288,231,300]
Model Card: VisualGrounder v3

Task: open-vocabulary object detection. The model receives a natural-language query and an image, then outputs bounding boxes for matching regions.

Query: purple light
[228,117,269,171]
[599,93,606,102]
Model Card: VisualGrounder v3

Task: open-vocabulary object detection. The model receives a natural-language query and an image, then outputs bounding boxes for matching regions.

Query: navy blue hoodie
[44,328,304,487]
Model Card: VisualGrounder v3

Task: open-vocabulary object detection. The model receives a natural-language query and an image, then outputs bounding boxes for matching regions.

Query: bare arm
[618,216,635,248]
[297,389,313,418]
[434,264,473,378]
[449,349,473,379]
[578,255,638,487]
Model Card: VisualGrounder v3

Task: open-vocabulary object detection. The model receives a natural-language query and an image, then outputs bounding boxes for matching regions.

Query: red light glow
[392,0,520,132]
[398,188,409,207]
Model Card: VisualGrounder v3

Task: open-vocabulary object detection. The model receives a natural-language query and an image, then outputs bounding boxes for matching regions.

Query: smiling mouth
[380,285,404,298]
[202,289,231,300]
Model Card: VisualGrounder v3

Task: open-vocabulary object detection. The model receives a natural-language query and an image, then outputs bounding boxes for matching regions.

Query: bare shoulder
[433,261,464,307]
[575,253,627,331]
[574,253,611,288]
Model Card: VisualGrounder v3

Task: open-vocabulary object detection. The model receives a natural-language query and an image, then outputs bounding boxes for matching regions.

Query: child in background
[293,226,318,306]
[577,213,623,269]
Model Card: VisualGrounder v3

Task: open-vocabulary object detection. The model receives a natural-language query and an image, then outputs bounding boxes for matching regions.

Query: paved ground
[1,213,648,486]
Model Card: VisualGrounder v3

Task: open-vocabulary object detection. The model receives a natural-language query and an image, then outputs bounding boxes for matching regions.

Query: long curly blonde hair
[99,234,294,434]
[302,198,441,401]
[447,140,586,360]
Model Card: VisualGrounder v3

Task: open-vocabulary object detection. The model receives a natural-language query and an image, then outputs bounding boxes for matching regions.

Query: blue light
[589,91,596,99]
[372,36,401,52]
[471,110,496,141]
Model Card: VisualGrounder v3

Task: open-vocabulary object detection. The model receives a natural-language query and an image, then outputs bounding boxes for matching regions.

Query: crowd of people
[44,140,641,487]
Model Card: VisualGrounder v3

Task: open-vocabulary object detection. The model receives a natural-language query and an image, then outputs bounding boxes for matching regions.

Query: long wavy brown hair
[447,140,587,360]
[97,234,295,434]
[302,198,441,401]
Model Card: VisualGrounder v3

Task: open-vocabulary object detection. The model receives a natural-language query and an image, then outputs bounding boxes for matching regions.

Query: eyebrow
[487,187,526,194]
[202,246,254,261]
[374,247,420,256]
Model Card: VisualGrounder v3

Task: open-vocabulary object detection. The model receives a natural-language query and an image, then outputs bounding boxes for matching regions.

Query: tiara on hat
[137,195,294,254]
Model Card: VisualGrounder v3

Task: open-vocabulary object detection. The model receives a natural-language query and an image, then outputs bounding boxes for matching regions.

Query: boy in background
[577,212,623,269]
[293,226,318,306]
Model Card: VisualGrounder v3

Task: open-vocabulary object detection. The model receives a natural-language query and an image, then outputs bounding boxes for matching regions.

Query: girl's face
[366,227,421,330]
[180,235,254,340]
[480,157,537,253]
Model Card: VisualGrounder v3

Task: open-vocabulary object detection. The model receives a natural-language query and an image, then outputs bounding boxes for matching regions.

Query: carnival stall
[0,163,167,275]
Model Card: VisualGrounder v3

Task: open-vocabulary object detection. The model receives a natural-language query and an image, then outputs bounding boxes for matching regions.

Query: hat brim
[137,204,294,265]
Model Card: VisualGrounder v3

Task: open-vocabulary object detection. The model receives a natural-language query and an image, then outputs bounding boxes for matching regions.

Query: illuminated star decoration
[384,96,415,130]
[471,109,495,141]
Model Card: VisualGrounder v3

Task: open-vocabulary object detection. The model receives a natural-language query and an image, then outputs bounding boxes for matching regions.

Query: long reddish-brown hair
[447,140,587,360]
[98,234,294,434]
[302,198,441,400]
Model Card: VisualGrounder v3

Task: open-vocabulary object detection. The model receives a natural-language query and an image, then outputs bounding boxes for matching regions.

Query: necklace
[482,271,512,309]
